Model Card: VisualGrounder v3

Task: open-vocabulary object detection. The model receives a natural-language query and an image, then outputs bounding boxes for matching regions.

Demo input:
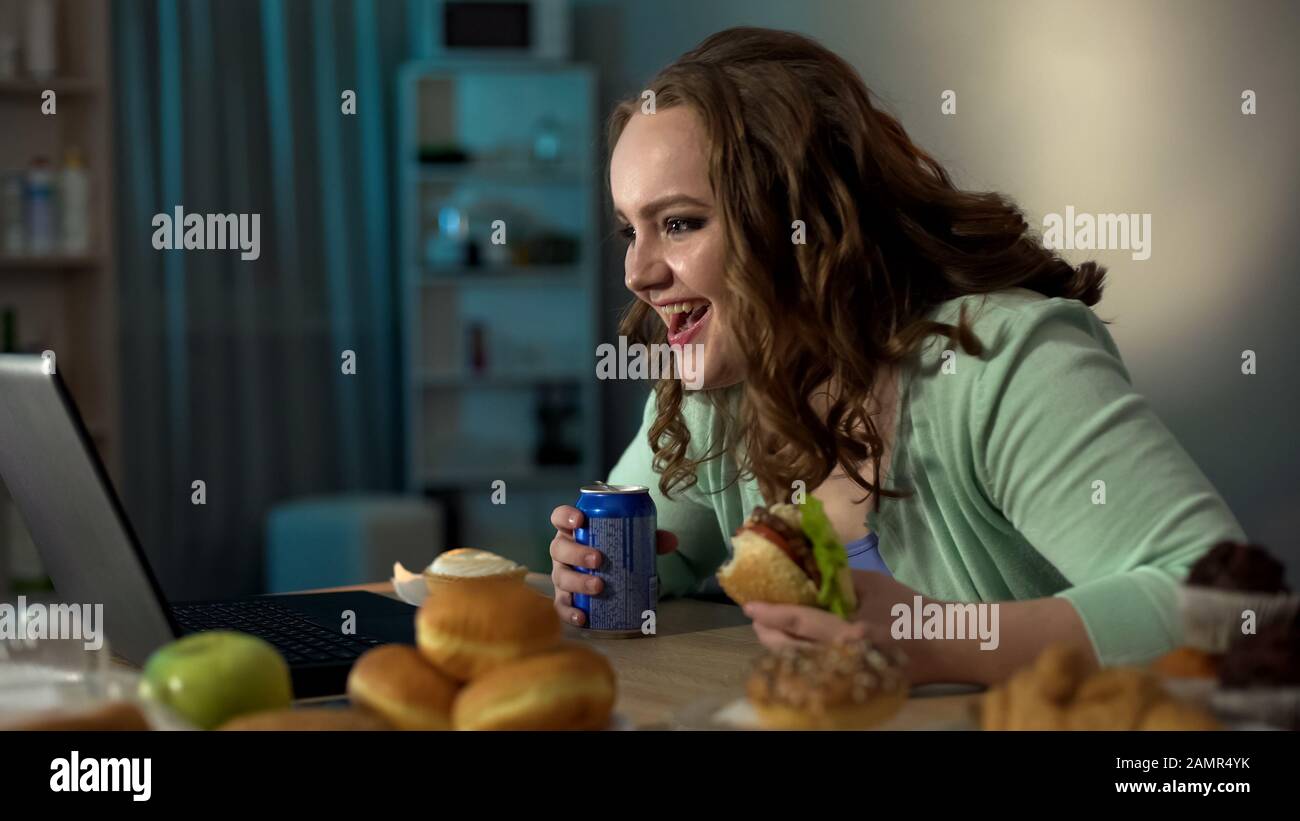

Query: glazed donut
[416,580,561,681]
[219,707,392,731]
[346,644,459,730]
[452,643,616,731]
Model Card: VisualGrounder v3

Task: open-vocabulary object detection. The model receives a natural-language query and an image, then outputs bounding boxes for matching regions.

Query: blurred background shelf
[416,162,585,186]
[418,370,585,388]
[400,60,600,569]
[417,466,587,488]
[0,254,102,270]
[417,263,581,285]
[0,77,102,95]
[0,0,118,598]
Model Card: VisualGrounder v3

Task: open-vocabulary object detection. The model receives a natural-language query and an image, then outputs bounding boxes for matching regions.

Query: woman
[549,27,1245,685]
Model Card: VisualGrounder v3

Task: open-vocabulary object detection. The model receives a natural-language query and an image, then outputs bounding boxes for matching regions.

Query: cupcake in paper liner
[1178,541,1298,654]
[1209,614,1300,730]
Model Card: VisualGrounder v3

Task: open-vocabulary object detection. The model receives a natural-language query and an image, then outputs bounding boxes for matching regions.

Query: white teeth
[659,301,707,317]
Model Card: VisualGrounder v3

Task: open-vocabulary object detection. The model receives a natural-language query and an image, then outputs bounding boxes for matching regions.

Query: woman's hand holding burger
[716,498,950,684]
[549,505,679,627]
[744,570,943,682]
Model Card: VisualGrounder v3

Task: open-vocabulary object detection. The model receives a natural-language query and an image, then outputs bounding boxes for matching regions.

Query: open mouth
[660,300,712,346]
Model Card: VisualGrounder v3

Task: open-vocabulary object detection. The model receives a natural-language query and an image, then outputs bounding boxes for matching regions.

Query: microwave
[432,0,571,61]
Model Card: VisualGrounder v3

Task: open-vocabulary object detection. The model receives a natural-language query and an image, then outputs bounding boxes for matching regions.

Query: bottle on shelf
[1,173,23,254]
[24,156,56,255]
[23,0,58,79]
[59,148,90,254]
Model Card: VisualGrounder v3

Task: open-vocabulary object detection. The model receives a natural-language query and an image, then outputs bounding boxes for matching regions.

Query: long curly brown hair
[607,27,1106,505]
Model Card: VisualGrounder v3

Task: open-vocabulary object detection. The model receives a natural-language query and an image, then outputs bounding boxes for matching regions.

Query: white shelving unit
[398,60,601,568]
[0,0,119,597]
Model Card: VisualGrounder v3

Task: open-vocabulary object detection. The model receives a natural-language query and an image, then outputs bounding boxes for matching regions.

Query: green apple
[138,631,293,729]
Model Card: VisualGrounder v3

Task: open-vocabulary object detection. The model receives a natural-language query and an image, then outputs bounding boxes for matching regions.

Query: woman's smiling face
[610,105,743,389]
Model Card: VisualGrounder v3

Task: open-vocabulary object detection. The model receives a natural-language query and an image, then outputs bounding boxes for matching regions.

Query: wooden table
[321,574,984,730]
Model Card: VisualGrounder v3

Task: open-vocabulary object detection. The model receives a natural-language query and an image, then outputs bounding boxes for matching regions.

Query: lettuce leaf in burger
[717,497,858,617]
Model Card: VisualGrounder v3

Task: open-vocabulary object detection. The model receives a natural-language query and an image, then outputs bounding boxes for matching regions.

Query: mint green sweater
[608,288,1246,666]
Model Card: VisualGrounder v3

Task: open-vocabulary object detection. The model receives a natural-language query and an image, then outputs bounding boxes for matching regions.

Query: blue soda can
[572,482,657,635]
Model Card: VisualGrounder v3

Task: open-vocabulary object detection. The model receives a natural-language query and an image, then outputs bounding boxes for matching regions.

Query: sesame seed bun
[346,644,459,730]
[716,528,819,608]
[452,643,616,731]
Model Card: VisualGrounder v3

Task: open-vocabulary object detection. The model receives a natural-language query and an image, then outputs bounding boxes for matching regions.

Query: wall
[574,0,1300,576]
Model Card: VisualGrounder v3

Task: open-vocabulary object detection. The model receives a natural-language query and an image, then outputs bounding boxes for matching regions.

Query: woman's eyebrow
[614,193,711,223]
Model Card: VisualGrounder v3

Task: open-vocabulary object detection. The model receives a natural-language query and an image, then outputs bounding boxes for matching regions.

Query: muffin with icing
[1210,613,1300,729]
[1176,541,1297,657]
[423,548,529,593]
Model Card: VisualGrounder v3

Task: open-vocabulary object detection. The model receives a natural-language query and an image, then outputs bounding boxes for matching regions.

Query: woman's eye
[666,217,703,235]
[618,225,636,243]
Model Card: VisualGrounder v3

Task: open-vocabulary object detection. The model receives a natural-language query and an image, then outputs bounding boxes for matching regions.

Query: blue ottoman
[265,495,444,593]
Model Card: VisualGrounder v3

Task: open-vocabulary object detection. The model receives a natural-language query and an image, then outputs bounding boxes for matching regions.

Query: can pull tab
[588,480,613,490]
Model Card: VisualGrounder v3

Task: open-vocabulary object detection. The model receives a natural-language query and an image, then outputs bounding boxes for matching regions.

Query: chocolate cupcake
[1178,541,1299,653]
[1186,541,1289,592]
[1210,614,1300,729]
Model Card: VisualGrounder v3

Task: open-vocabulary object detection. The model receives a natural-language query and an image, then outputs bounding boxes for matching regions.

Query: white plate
[671,692,980,731]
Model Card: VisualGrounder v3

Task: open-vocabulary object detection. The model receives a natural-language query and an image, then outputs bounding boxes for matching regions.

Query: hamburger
[716,497,858,616]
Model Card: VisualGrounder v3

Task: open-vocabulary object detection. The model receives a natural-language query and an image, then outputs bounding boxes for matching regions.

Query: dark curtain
[112,0,423,598]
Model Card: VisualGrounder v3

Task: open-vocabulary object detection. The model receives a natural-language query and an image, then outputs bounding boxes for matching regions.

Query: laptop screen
[0,354,177,664]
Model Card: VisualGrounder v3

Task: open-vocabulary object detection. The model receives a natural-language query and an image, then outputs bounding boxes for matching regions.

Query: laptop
[0,354,416,697]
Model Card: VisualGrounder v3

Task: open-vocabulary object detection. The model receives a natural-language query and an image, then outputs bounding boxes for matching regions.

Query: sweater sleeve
[973,299,1247,665]
[607,390,730,598]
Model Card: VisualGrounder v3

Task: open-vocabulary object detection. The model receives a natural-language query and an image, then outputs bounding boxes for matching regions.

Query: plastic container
[59,148,89,254]
[23,0,58,79]
[1,173,23,254]
[24,157,57,255]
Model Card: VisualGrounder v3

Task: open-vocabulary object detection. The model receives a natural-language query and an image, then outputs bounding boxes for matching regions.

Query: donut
[219,707,391,731]
[416,579,561,681]
[346,644,460,730]
[452,643,616,731]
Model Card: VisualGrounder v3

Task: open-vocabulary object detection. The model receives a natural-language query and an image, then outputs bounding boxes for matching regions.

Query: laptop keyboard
[169,600,382,665]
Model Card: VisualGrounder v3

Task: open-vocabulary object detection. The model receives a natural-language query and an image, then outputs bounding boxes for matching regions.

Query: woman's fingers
[550,505,584,532]
[655,530,679,555]
[546,506,676,625]
[551,559,603,596]
[548,504,597,626]
[744,602,867,644]
[549,530,602,569]
[551,587,586,627]
[753,621,814,651]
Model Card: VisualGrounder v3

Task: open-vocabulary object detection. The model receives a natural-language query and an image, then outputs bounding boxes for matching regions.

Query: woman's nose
[625,243,671,293]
